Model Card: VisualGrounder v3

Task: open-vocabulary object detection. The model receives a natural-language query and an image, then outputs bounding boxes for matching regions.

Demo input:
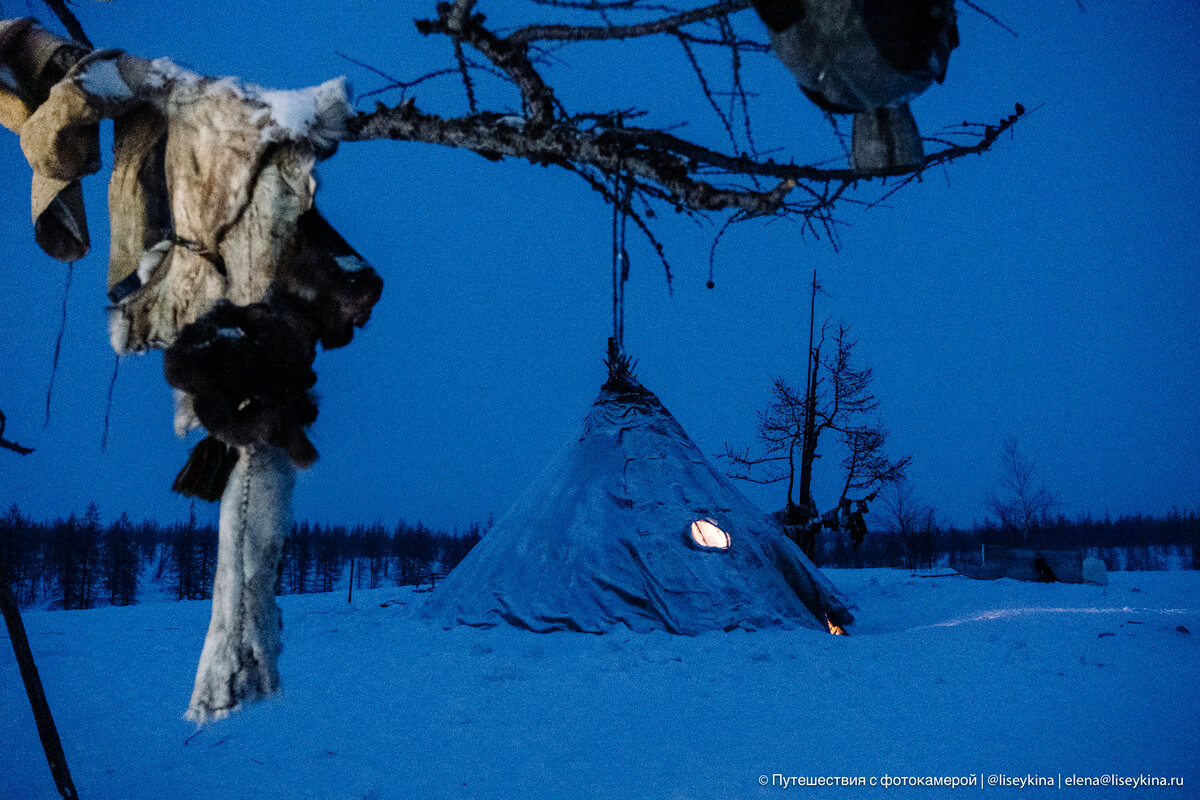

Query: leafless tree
[721,321,910,555]
[879,479,937,570]
[987,435,1061,545]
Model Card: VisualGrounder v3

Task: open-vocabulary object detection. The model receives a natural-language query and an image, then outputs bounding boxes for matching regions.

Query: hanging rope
[43,261,73,429]
[610,116,631,351]
[100,354,120,452]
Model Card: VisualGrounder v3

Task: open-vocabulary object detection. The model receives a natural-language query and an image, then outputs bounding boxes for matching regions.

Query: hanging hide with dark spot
[862,0,958,79]
[164,301,319,470]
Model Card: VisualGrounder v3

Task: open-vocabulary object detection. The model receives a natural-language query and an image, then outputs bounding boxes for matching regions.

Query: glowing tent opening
[690,519,730,550]
[826,615,849,636]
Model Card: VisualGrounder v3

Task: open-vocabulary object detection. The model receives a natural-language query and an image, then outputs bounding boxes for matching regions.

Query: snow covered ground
[3,569,1198,799]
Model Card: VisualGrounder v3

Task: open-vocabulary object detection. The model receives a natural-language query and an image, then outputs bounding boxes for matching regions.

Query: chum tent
[423,358,853,635]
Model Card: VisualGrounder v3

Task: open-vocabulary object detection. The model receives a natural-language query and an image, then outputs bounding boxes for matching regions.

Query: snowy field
[3,569,1198,799]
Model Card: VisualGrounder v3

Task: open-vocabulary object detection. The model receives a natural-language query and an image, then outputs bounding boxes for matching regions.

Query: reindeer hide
[1,18,383,464]
[1,19,362,353]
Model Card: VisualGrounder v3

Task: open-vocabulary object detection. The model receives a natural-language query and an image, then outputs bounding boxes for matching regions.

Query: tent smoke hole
[690,519,730,550]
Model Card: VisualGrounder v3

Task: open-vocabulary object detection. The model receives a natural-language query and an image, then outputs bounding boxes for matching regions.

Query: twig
[416,5,558,129]
[39,0,92,48]
[43,262,72,429]
[960,1,1019,38]
[509,0,749,44]
[1,410,35,456]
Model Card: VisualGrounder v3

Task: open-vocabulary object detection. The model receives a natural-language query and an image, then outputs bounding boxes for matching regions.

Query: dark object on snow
[750,0,958,170]
[848,503,869,549]
[955,545,1085,584]
[164,300,319,470]
[172,436,240,501]
[820,504,842,532]
[1033,555,1058,583]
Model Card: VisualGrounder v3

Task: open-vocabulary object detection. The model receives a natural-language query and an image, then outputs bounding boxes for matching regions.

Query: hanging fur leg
[851,104,924,171]
[186,444,294,723]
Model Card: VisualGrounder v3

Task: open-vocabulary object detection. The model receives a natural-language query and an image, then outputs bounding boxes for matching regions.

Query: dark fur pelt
[164,300,319,469]
[274,208,383,350]
[163,209,380,494]
[172,436,240,501]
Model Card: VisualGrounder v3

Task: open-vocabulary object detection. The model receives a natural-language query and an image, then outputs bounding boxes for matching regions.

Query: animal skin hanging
[750,0,958,170]
[0,18,382,487]
[1,18,383,721]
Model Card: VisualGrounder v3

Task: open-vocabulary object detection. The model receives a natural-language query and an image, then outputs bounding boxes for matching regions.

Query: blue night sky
[1,0,1197,532]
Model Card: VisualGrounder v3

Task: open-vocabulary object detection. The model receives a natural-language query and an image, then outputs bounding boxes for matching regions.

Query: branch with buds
[346,1,1022,228]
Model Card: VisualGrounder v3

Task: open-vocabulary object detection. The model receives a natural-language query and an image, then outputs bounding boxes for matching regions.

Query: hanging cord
[43,262,73,429]
[100,354,120,452]
[610,116,631,351]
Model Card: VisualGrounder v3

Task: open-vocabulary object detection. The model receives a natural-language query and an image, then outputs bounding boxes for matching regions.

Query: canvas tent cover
[424,372,853,635]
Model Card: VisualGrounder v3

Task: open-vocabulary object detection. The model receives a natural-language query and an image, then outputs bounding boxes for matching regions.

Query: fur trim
[172,388,200,437]
[107,305,132,354]
[137,238,172,285]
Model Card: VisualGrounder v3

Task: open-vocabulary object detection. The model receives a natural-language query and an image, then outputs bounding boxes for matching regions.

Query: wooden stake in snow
[186,445,294,723]
[0,567,79,799]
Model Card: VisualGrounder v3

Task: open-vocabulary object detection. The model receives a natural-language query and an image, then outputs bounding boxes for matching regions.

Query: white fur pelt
[186,444,294,724]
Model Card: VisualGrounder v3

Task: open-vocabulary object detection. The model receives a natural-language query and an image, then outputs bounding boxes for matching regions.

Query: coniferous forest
[0,503,485,610]
[815,510,1200,573]
[2,501,1196,610]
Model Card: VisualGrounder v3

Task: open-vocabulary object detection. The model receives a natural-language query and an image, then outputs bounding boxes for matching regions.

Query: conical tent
[424,366,854,635]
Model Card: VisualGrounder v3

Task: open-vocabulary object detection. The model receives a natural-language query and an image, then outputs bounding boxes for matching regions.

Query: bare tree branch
[379,1,1025,224]
[8,1,1025,280]
[509,0,750,44]
[987,435,1061,545]
[0,410,35,455]
[720,322,908,513]
[39,0,91,48]
[347,101,1023,216]
[416,5,558,129]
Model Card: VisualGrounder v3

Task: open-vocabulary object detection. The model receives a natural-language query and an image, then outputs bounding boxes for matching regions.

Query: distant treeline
[5,503,1197,611]
[0,503,485,610]
[817,510,1200,572]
